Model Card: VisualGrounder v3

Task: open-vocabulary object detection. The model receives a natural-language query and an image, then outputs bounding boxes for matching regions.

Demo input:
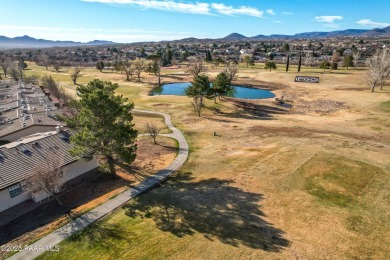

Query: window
[9,183,23,198]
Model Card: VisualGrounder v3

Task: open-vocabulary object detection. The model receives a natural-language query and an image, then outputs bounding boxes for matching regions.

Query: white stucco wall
[0,188,30,213]
[62,158,99,182]
[0,158,99,212]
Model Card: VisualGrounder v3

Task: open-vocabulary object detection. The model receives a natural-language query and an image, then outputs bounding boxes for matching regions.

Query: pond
[152,82,275,100]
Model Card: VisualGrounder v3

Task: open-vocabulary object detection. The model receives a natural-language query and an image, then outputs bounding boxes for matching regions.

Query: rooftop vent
[32,142,41,149]
[58,133,70,143]
[21,147,31,155]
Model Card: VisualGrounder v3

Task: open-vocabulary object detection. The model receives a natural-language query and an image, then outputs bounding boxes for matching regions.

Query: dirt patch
[291,99,346,114]
[335,87,368,91]
[152,103,174,108]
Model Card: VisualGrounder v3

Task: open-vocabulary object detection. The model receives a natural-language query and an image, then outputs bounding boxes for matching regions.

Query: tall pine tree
[61,79,138,176]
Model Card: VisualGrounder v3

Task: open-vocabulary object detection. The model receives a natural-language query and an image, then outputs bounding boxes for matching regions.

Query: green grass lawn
[289,153,384,207]
[380,100,390,113]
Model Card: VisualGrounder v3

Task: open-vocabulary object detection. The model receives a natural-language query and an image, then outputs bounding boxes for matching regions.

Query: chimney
[55,125,64,134]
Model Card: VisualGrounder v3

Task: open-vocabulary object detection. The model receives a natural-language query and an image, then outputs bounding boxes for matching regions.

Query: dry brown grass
[21,62,390,259]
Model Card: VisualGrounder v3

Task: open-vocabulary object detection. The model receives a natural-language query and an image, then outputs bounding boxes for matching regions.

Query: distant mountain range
[0,35,114,49]
[1,26,389,49]
[222,26,390,40]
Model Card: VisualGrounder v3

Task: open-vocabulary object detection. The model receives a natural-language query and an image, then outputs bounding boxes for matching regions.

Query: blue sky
[0,0,389,43]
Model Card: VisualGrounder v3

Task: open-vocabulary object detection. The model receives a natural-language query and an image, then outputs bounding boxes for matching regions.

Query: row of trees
[0,55,27,80]
[96,58,155,83]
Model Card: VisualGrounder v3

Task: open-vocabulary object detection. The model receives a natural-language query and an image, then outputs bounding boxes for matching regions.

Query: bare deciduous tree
[223,62,238,84]
[186,56,206,78]
[42,75,60,97]
[133,58,146,82]
[352,51,361,67]
[58,86,73,105]
[70,66,82,84]
[121,59,133,81]
[41,75,71,105]
[145,123,161,144]
[367,49,390,92]
[192,96,203,117]
[24,75,40,85]
[37,54,50,70]
[24,153,64,206]
[304,53,314,67]
[9,64,23,81]
[0,56,12,77]
[52,61,62,72]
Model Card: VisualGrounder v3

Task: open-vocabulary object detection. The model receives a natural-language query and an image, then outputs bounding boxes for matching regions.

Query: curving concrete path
[8,109,188,260]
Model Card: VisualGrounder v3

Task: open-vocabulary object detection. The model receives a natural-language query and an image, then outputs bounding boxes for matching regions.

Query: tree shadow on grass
[67,221,134,251]
[124,172,290,252]
[205,99,289,121]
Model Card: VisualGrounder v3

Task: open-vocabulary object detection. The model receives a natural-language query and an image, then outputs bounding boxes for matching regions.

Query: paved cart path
[8,109,188,260]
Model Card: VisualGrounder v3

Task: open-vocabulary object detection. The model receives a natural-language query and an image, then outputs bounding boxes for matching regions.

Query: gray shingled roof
[0,130,82,190]
[0,112,61,138]
[0,81,63,138]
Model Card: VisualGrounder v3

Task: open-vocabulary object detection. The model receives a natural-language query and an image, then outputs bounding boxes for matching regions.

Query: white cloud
[314,16,343,24]
[82,0,264,17]
[281,11,293,16]
[211,3,263,17]
[82,0,211,15]
[357,19,390,28]
[266,9,275,15]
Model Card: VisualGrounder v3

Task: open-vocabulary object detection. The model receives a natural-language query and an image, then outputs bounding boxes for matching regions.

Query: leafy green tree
[213,56,224,67]
[185,75,211,116]
[264,60,277,72]
[140,47,146,57]
[320,60,331,71]
[113,60,122,73]
[167,49,173,64]
[62,80,138,176]
[205,50,212,62]
[249,56,255,67]
[96,61,105,72]
[211,72,231,103]
[283,43,290,52]
[147,54,163,85]
[343,55,354,70]
[242,54,251,68]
